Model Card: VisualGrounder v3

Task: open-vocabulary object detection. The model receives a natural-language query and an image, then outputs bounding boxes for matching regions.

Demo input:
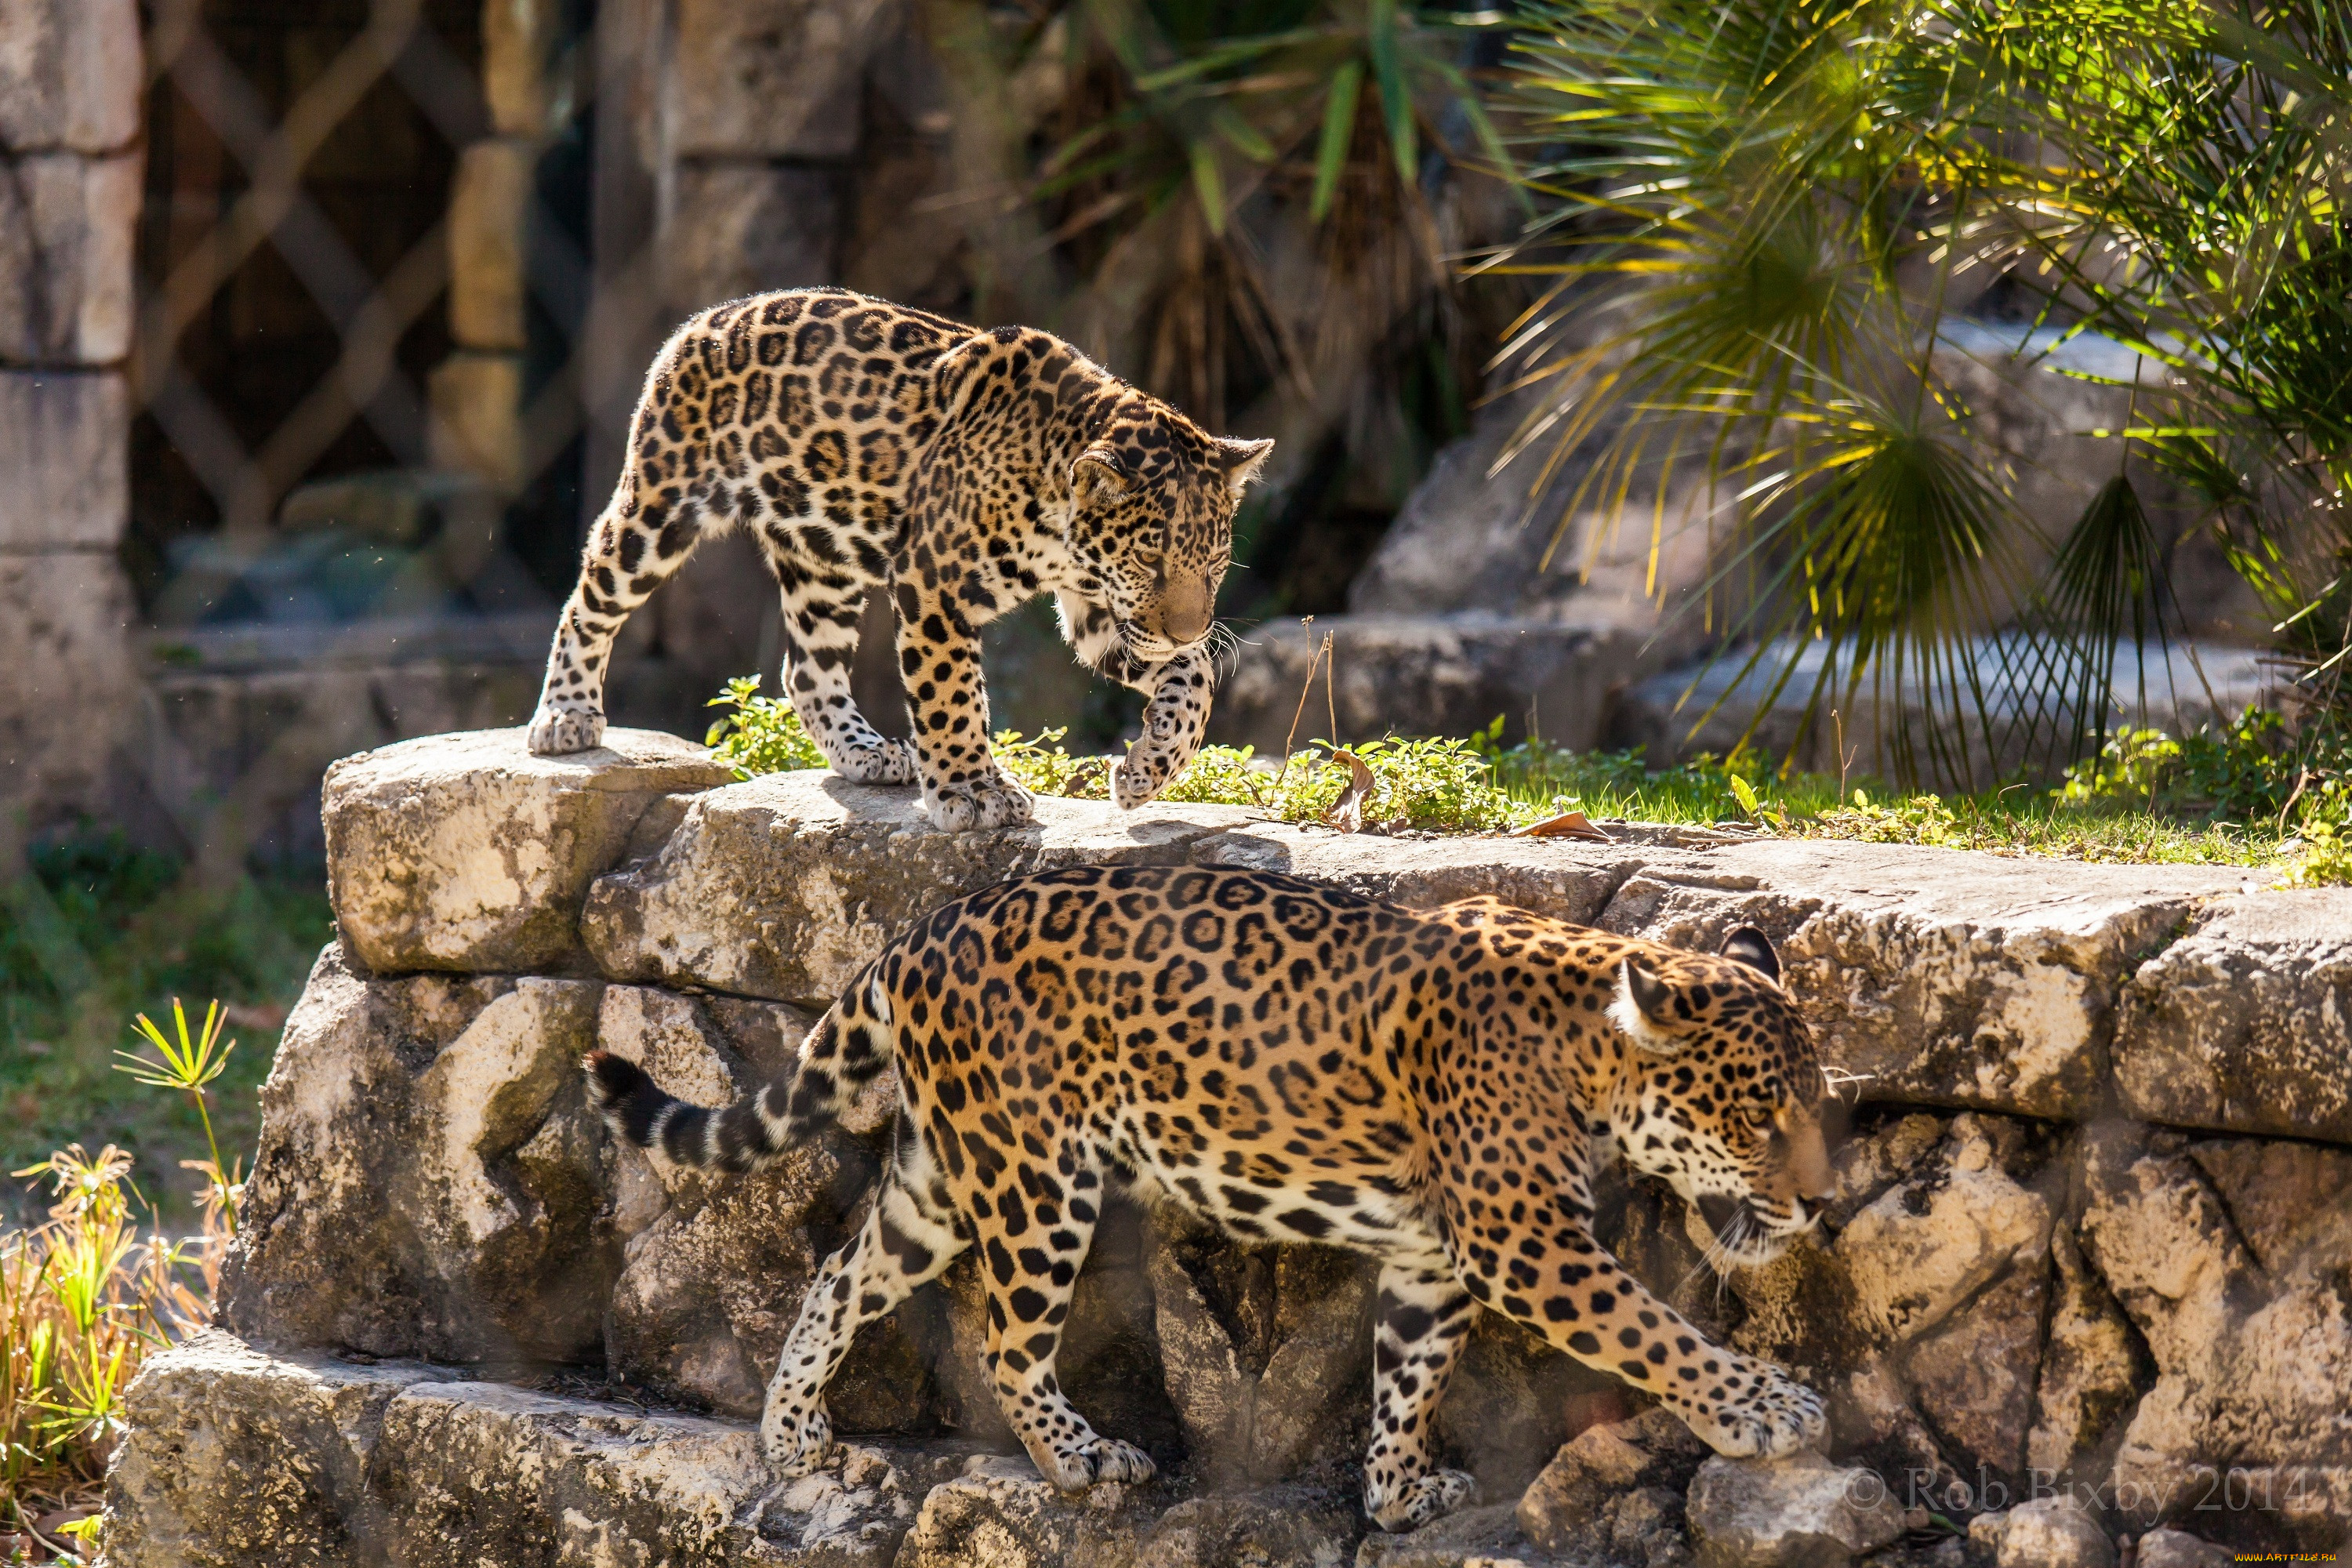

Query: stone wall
[0,0,143,858]
[103,729,2352,1566]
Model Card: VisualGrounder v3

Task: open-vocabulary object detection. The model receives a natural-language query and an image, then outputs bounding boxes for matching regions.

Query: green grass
[0,831,331,1227]
[708,676,2347,880]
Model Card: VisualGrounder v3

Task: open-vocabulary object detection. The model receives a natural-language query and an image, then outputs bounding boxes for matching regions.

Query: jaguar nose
[1160,575,1214,645]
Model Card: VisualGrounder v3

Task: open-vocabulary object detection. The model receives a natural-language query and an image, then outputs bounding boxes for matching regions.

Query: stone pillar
[0,0,145,860]
[428,0,564,498]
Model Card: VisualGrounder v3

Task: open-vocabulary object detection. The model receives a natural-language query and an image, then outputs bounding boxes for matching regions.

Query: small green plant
[703,676,826,779]
[2,1137,218,1555]
[115,1000,241,1237]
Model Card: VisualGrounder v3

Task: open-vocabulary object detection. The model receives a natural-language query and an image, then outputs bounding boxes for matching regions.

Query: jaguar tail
[584,989,893,1171]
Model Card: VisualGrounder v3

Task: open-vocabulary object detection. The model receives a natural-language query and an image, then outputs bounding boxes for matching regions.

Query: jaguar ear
[1720,924,1781,982]
[1610,956,1685,1056]
[1071,447,1131,510]
[1216,436,1274,499]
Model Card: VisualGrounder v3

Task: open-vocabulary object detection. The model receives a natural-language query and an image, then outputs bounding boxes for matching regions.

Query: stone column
[428,0,564,498]
[0,0,145,861]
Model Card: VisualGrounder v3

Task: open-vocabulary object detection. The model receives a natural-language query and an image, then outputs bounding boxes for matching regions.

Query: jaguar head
[1604,927,1835,1270]
[1065,411,1272,661]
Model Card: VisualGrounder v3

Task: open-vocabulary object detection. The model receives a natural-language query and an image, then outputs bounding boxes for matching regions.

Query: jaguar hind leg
[762,1174,964,1473]
[768,564,916,786]
[964,1154,1150,1490]
[1362,1262,1479,1531]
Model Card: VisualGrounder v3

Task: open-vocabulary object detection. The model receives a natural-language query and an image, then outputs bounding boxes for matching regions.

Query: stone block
[1685,1451,1906,1566]
[220,946,618,1364]
[1516,1406,1708,1555]
[671,0,891,160]
[580,770,1257,1005]
[0,149,137,363]
[1207,613,1646,753]
[2079,1130,2352,1548]
[1729,1113,2052,1373]
[447,138,532,351]
[0,368,129,548]
[105,1331,939,1566]
[1142,1209,1377,1486]
[1595,837,2235,1120]
[668,162,840,315]
[321,726,735,975]
[428,349,528,493]
[485,0,563,137]
[1994,1495,2114,1568]
[2114,891,2352,1145]
[0,548,136,837]
[0,0,140,152]
[892,1457,1362,1568]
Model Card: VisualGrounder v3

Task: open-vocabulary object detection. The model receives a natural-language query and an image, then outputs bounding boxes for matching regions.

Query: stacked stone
[103,729,2352,1565]
[429,0,564,497]
[0,0,144,855]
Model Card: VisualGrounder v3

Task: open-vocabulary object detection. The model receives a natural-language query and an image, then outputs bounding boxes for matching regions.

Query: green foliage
[3,1134,222,1546]
[1496,0,2352,776]
[703,676,826,779]
[0,832,326,1221]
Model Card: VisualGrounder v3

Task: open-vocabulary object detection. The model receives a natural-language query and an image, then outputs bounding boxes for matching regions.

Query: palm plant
[925,0,1516,521]
[1492,0,2352,782]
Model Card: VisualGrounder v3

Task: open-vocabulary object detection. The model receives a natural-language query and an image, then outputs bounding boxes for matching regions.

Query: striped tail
[584,1011,862,1172]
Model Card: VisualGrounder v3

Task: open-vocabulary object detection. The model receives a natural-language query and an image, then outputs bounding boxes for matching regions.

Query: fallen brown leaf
[1321,750,1376,833]
[1509,808,1613,842]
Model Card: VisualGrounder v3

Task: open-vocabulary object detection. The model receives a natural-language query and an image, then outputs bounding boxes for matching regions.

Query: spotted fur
[585,866,1833,1530]
[524,289,1272,830]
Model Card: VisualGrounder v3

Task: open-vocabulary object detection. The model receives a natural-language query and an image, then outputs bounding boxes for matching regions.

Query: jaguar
[585,864,1835,1530]
[523,289,1271,831]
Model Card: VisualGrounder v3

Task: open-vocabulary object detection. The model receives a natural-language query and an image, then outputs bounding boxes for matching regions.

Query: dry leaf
[1321,749,1376,833]
[1510,808,1613,842]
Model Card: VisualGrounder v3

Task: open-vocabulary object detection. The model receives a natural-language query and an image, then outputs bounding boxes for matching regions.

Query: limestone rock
[1597,840,2234,1120]
[894,1459,1363,1568]
[104,1330,933,1566]
[0,0,141,152]
[1901,1261,2047,1481]
[1356,1500,1587,1566]
[325,727,734,975]
[1684,1452,1906,1567]
[0,546,139,837]
[1187,819,1644,927]
[2132,1527,2235,1568]
[1207,613,1647,753]
[2025,1228,2148,1484]
[582,771,1256,1004]
[891,1456,1145,1568]
[1732,1114,2053,1371]
[668,163,840,316]
[1144,1211,1377,1485]
[671,0,892,159]
[220,946,617,1364]
[2079,1131,2352,1548]
[0,150,136,365]
[1516,1406,1708,1555]
[1994,1495,2114,1568]
[2114,893,2352,1145]
[0,368,129,548]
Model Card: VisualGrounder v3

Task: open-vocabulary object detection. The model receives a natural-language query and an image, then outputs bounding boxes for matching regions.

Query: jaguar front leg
[894,579,1034,832]
[1466,1218,1825,1461]
[1054,591,1214,809]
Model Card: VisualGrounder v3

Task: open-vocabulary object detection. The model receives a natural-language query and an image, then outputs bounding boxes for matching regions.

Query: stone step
[103,1332,1426,1568]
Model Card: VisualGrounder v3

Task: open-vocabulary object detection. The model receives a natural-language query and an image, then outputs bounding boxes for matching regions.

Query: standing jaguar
[585,865,1835,1530]
[524,289,1272,831]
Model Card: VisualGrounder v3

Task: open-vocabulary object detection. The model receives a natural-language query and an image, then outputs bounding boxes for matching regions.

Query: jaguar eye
[1742,1102,1777,1131]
